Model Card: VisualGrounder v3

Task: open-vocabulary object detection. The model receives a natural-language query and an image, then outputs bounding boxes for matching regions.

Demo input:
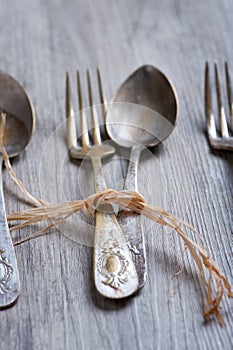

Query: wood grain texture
[0,0,233,349]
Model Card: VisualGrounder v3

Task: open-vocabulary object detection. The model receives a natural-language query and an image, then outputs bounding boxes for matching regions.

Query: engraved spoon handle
[91,156,139,298]
[0,158,20,307]
[117,144,147,289]
[124,144,143,192]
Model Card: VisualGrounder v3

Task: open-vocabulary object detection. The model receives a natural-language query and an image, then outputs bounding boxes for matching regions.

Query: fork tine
[205,62,217,139]
[77,70,90,148]
[214,62,229,137]
[86,69,101,145]
[66,72,78,150]
[96,67,106,120]
[225,61,233,130]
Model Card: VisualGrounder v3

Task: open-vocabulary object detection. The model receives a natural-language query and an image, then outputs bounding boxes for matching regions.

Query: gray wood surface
[0,0,233,349]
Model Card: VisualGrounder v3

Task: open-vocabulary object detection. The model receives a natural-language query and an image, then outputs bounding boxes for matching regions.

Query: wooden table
[1,0,233,349]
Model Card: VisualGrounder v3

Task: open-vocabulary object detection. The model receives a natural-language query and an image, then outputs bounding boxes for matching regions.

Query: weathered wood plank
[0,0,232,349]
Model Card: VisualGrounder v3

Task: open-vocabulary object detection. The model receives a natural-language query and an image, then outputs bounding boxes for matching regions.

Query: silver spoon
[106,65,178,289]
[0,71,35,307]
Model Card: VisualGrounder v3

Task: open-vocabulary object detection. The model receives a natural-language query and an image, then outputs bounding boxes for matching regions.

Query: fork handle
[91,156,139,298]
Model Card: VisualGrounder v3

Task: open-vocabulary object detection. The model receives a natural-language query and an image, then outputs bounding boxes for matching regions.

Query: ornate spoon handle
[0,159,20,308]
[92,156,139,298]
[117,144,147,289]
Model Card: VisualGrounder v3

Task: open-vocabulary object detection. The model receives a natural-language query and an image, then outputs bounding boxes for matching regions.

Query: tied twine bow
[1,114,232,326]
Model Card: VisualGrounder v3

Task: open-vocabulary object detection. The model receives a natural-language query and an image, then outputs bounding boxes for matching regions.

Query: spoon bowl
[106,65,178,289]
[0,71,35,157]
[107,65,178,148]
[0,71,35,308]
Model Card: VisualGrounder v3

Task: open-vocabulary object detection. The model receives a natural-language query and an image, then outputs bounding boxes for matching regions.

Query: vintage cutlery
[0,71,35,307]
[205,62,233,151]
[106,65,178,288]
[65,69,139,298]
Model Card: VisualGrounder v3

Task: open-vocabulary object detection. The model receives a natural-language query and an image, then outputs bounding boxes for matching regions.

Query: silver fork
[65,69,139,298]
[205,62,233,151]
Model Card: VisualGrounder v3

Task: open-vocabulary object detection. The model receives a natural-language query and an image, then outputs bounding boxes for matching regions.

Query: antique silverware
[106,65,178,289]
[65,69,139,298]
[0,71,35,307]
[205,62,233,151]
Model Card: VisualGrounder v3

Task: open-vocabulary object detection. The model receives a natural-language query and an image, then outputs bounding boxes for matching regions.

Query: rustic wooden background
[0,0,233,349]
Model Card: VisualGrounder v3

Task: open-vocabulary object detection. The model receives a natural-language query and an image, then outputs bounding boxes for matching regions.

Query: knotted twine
[1,114,232,325]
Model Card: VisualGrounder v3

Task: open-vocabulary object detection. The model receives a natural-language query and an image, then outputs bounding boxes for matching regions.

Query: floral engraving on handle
[0,248,13,294]
[97,237,129,289]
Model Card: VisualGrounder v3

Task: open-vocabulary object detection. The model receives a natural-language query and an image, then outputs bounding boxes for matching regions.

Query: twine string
[1,113,232,325]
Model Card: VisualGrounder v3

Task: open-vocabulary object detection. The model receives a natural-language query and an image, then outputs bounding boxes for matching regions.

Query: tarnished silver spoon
[106,65,178,289]
[0,71,35,307]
